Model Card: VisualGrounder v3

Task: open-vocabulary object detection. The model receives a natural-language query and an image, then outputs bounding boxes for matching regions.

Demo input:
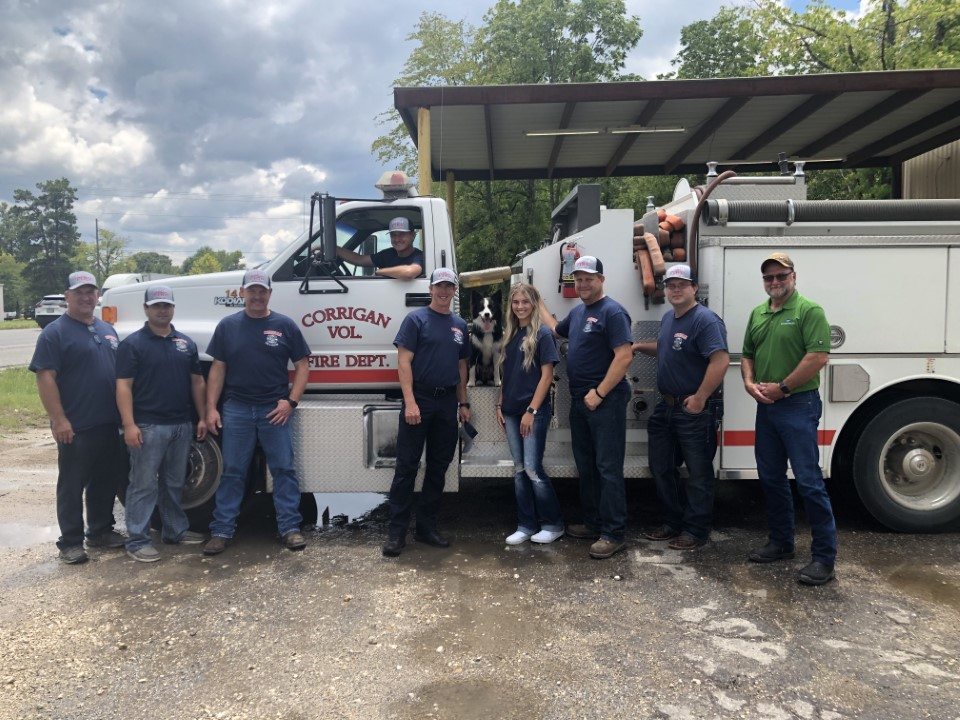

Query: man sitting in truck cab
[335,216,424,279]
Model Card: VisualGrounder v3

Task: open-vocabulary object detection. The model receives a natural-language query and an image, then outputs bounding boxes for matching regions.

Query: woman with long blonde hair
[496,283,565,544]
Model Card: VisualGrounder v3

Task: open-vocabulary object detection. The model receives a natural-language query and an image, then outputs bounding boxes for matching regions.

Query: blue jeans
[56,424,127,549]
[569,387,629,543]
[124,422,193,551]
[755,390,837,565]
[210,399,303,538]
[648,399,722,541]
[387,390,459,540]
[503,406,564,533]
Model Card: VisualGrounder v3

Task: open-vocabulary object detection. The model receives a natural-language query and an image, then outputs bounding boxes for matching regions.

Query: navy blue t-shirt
[655,304,728,396]
[117,323,203,424]
[555,296,633,396]
[372,247,424,272]
[207,311,311,404]
[500,325,559,416]
[393,307,469,388]
[29,314,121,432]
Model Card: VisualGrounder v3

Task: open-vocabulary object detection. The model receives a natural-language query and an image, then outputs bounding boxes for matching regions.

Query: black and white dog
[468,290,503,386]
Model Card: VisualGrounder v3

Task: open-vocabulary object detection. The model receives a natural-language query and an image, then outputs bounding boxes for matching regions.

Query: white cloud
[1,0,828,269]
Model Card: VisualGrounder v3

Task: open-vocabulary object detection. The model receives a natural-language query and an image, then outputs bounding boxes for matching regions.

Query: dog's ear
[471,291,483,310]
[492,290,503,307]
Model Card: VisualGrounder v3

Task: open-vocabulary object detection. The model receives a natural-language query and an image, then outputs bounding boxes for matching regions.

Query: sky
[0,0,866,269]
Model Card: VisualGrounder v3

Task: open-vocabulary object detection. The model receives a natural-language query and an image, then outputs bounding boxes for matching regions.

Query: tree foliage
[181,246,242,275]
[660,6,764,79]
[71,228,134,282]
[130,251,177,275]
[0,254,27,313]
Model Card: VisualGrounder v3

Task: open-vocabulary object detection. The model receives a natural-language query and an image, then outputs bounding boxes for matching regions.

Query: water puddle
[0,522,59,548]
[312,492,386,524]
[887,566,960,612]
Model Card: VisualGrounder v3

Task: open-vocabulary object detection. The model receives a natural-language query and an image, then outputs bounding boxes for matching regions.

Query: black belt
[413,382,458,397]
[662,392,721,406]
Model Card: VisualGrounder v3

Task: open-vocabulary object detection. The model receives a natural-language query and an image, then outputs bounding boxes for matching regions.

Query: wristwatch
[287,397,299,408]
[526,407,538,415]
[778,383,791,397]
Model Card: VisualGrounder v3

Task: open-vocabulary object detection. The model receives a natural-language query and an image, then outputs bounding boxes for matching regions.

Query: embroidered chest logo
[671,332,688,351]
[172,338,189,353]
[582,316,599,333]
[105,334,119,350]
[451,327,464,345]
[264,329,283,347]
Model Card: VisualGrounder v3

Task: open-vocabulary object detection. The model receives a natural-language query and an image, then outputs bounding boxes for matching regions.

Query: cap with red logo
[67,271,98,290]
[144,285,175,306]
[573,256,603,274]
[242,269,271,289]
[389,217,412,233]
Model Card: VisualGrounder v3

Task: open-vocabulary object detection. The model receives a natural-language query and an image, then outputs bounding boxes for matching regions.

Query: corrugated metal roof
[394,70,960,181]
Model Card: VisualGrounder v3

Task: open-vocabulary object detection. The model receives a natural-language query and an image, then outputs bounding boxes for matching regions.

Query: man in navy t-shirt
[30,270,128,564]
[541,256,634,559]
[382,267,472,557]
[336,216,424,280]
[634,264,729,550]
[116,285,209,562]
[202,269,311,556]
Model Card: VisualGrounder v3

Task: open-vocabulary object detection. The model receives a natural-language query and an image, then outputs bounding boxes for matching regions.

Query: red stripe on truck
[289,369,400,384]
[723,430,836,447]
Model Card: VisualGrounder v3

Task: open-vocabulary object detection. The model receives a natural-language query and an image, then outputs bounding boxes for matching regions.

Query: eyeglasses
[87,324,102,345]
[664,281,692,291]
[762,271,793,283]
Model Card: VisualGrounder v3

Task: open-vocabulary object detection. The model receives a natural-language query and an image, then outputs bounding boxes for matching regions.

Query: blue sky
[0,1,869,267]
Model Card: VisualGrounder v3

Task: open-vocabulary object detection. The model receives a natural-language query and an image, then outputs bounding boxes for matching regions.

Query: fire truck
[100,167,960,532]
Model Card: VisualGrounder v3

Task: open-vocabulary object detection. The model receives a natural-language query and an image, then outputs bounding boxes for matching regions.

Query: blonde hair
[501,283,544,372]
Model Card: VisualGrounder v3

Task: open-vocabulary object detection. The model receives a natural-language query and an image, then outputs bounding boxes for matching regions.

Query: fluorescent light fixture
[608,125,685,134]
[524,128,602,137]
[524,125,686,137]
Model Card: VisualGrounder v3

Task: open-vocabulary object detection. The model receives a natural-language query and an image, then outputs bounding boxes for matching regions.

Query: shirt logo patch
[264,329,282,347]
[173,338,189,353]
[582,316,599,333]
[105,334,119,350]
[452,327,464,345]
[671,332,688,351]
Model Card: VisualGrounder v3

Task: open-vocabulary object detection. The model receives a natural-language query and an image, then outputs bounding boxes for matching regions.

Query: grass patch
[0,319,40,330]
[0,367,48,431]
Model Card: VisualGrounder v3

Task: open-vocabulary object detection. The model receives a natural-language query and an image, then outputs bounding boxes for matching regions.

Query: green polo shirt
[742,291,829,393]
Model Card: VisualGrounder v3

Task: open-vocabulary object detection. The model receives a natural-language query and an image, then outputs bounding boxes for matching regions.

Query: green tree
[659,6,764,79]
[70,228,132,282]
[0,254,27,314]
[181,246,243,275]
[12,179,81,299]
[188,252,222,275]
[129,251,177,275]
[372,12,479,174]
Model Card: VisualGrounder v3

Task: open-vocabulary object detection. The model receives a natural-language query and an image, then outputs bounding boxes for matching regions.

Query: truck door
[267,205,432,392]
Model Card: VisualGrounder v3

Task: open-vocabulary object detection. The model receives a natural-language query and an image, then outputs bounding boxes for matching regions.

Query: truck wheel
[182,435,224,530]
[852,397,960,532]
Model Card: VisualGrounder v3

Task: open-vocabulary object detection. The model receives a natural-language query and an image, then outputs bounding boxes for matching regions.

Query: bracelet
[594,388,605,399]
[458,402,471,409]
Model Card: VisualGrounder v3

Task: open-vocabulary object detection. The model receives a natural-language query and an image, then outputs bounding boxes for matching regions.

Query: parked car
[34,294,67,328]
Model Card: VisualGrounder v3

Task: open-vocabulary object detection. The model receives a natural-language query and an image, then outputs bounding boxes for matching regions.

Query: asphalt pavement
[0,326,40,367]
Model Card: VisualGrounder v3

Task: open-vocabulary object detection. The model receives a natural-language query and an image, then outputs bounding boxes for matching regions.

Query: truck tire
[852,397,960,532]
[182,435,224,530]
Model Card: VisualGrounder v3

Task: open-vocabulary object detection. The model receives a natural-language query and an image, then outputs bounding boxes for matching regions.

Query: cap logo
[389,217,411,233]
[430,268,458,285]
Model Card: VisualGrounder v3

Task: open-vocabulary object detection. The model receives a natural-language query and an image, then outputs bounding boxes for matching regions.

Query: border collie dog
[468,290,503,386]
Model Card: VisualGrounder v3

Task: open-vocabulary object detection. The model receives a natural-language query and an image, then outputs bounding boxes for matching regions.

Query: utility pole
[95,218,101,284]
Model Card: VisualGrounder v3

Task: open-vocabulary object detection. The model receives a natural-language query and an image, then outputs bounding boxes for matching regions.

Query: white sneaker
[505,530,531,545]
[530,529,564,544]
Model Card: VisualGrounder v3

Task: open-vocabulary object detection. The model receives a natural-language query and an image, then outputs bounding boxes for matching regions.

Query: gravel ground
[1,428,959,720]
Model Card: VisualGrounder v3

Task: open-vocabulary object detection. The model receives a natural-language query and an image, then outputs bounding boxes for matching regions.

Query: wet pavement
[1,462,959,719]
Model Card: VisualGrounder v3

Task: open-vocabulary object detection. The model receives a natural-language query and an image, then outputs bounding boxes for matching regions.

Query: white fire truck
[100,167,960,533]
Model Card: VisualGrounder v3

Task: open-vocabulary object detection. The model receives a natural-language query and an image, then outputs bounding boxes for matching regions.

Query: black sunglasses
[87,323,102,345]
[762,271,793,283]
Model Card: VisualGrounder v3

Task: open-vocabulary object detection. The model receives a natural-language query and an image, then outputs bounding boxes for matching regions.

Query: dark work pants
[387,391,459,539]
[56,423,128,549]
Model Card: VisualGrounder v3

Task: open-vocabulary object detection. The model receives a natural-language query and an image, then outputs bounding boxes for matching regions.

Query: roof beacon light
[375,171,417,199]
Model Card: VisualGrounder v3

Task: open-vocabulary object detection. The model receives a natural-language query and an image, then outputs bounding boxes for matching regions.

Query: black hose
[703,199,960,225]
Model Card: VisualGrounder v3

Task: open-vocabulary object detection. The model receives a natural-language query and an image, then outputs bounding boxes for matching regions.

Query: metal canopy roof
[394,69,960,182]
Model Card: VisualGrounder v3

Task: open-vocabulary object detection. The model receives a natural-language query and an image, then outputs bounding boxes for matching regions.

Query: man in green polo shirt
[741,252,837,586]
